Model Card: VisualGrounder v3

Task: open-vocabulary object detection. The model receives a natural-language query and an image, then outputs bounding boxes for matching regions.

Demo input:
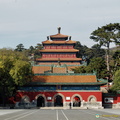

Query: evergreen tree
[90,23,120,71]
[111,70,120,92]
[15,43,25,52]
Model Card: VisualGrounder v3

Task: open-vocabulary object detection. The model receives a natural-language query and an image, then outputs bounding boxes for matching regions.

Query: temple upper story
[42,27,76,50]
[50,27,69,41]
[35,27,83,68]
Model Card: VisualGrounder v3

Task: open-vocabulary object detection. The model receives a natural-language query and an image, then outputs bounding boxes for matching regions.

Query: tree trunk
[106,43,110,71]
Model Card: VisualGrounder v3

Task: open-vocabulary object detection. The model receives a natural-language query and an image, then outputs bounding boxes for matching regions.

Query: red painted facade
[38,28,81,65]
[42,53,76,58]
[44,45,74,49]
[15,91,102,102]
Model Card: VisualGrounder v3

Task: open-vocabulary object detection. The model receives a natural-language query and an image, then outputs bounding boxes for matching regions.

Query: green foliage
[23,44,43,60]
[88,57,107,78]
[75,41,89,58]
[90,23,120,47]
[75,42,105,64]
[90,23,120,71]
[91,44,105,58]
[9,60,32,86]
[109,49,120,78]
[72,66,87,73]
[35,43,43,50]
[0,48,33,105]
[113,50,120,68]
[15,43,25,52]
[111,70,120,92]
[72,57,107,79]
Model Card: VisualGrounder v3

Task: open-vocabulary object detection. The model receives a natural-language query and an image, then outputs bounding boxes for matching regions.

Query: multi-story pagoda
[36,27,82,66]
[14,28,107,109]
[33,27,83,74]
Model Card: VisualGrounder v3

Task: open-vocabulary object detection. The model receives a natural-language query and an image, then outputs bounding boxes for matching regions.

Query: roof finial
[58,27,61,34]
[47,36,49,40]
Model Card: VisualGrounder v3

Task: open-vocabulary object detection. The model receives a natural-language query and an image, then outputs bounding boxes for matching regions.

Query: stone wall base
[82,102,103,109]
[103,103,120,109]
[15,101,103,109]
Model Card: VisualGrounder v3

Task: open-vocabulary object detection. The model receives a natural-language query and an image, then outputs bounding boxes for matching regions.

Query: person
[69,102,71,109]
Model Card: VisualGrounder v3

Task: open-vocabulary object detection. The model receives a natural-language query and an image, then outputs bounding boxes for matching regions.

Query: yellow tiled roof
[42,40,52,44]
[50,33,68,38]
[32,75,97,83]
[42,40,76,44]
[32,66,51,74]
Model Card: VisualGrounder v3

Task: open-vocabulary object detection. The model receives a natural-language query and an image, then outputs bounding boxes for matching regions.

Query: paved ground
[0,109,120,120]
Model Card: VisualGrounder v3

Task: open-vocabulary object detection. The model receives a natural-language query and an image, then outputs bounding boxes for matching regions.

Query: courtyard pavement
[0,108,120,120]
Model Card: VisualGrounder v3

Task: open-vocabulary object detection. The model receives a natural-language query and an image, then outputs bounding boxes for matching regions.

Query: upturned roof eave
[42,40,76,44]
[50,33,68,38]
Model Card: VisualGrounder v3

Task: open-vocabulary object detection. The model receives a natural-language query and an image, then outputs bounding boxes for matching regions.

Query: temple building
[37,27,81,65]
[15,28,107,109]
[33,27,83,74]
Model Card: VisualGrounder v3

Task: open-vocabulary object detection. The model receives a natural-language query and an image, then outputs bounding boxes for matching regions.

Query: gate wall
[14,91,103,109]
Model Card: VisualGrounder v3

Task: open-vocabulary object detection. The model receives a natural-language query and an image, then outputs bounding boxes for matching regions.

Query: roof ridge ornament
[69,36,71,40]
[58,27,61,34]
[47,36,49,40]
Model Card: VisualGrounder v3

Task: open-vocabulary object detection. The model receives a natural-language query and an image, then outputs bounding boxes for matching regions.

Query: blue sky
[0,0,120,49]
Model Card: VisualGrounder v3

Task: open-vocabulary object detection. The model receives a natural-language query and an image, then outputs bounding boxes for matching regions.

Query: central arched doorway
[73,96,81,107]
[54,95,63,107]
[37,96,45,107]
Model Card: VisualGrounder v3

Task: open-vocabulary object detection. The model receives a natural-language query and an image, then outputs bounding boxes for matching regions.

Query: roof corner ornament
[69,36,71,40]
[58,58,61,66]
[47,36,49,40]
[58,27,61,34]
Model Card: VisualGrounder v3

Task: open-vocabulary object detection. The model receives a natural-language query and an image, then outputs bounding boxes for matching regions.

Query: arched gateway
[73,96,81,107]
[37,96,45,107]
[54,95,63,107]
[71,95,82,107]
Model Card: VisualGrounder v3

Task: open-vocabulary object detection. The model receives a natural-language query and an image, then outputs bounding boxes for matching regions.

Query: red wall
[44,45,73,49]
[117,94,120,102]
[15,91,102,102]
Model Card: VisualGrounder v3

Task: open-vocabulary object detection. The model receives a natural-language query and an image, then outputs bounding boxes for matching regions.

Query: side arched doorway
[37,96,45,107]
[73,96,81,107]
[54,95,63,107]
[19,95,30,107]
[89,97,96,103]
[20,96,30,104]
[88,96,97,104]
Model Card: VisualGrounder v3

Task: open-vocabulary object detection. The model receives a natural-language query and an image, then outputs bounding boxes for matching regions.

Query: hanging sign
[66,97,70,100]
[104,98,113,103]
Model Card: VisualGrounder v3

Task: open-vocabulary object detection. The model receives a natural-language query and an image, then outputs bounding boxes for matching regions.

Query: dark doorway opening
[37,96,45,107]
[54,95,63,107]
[73,96,81,107]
